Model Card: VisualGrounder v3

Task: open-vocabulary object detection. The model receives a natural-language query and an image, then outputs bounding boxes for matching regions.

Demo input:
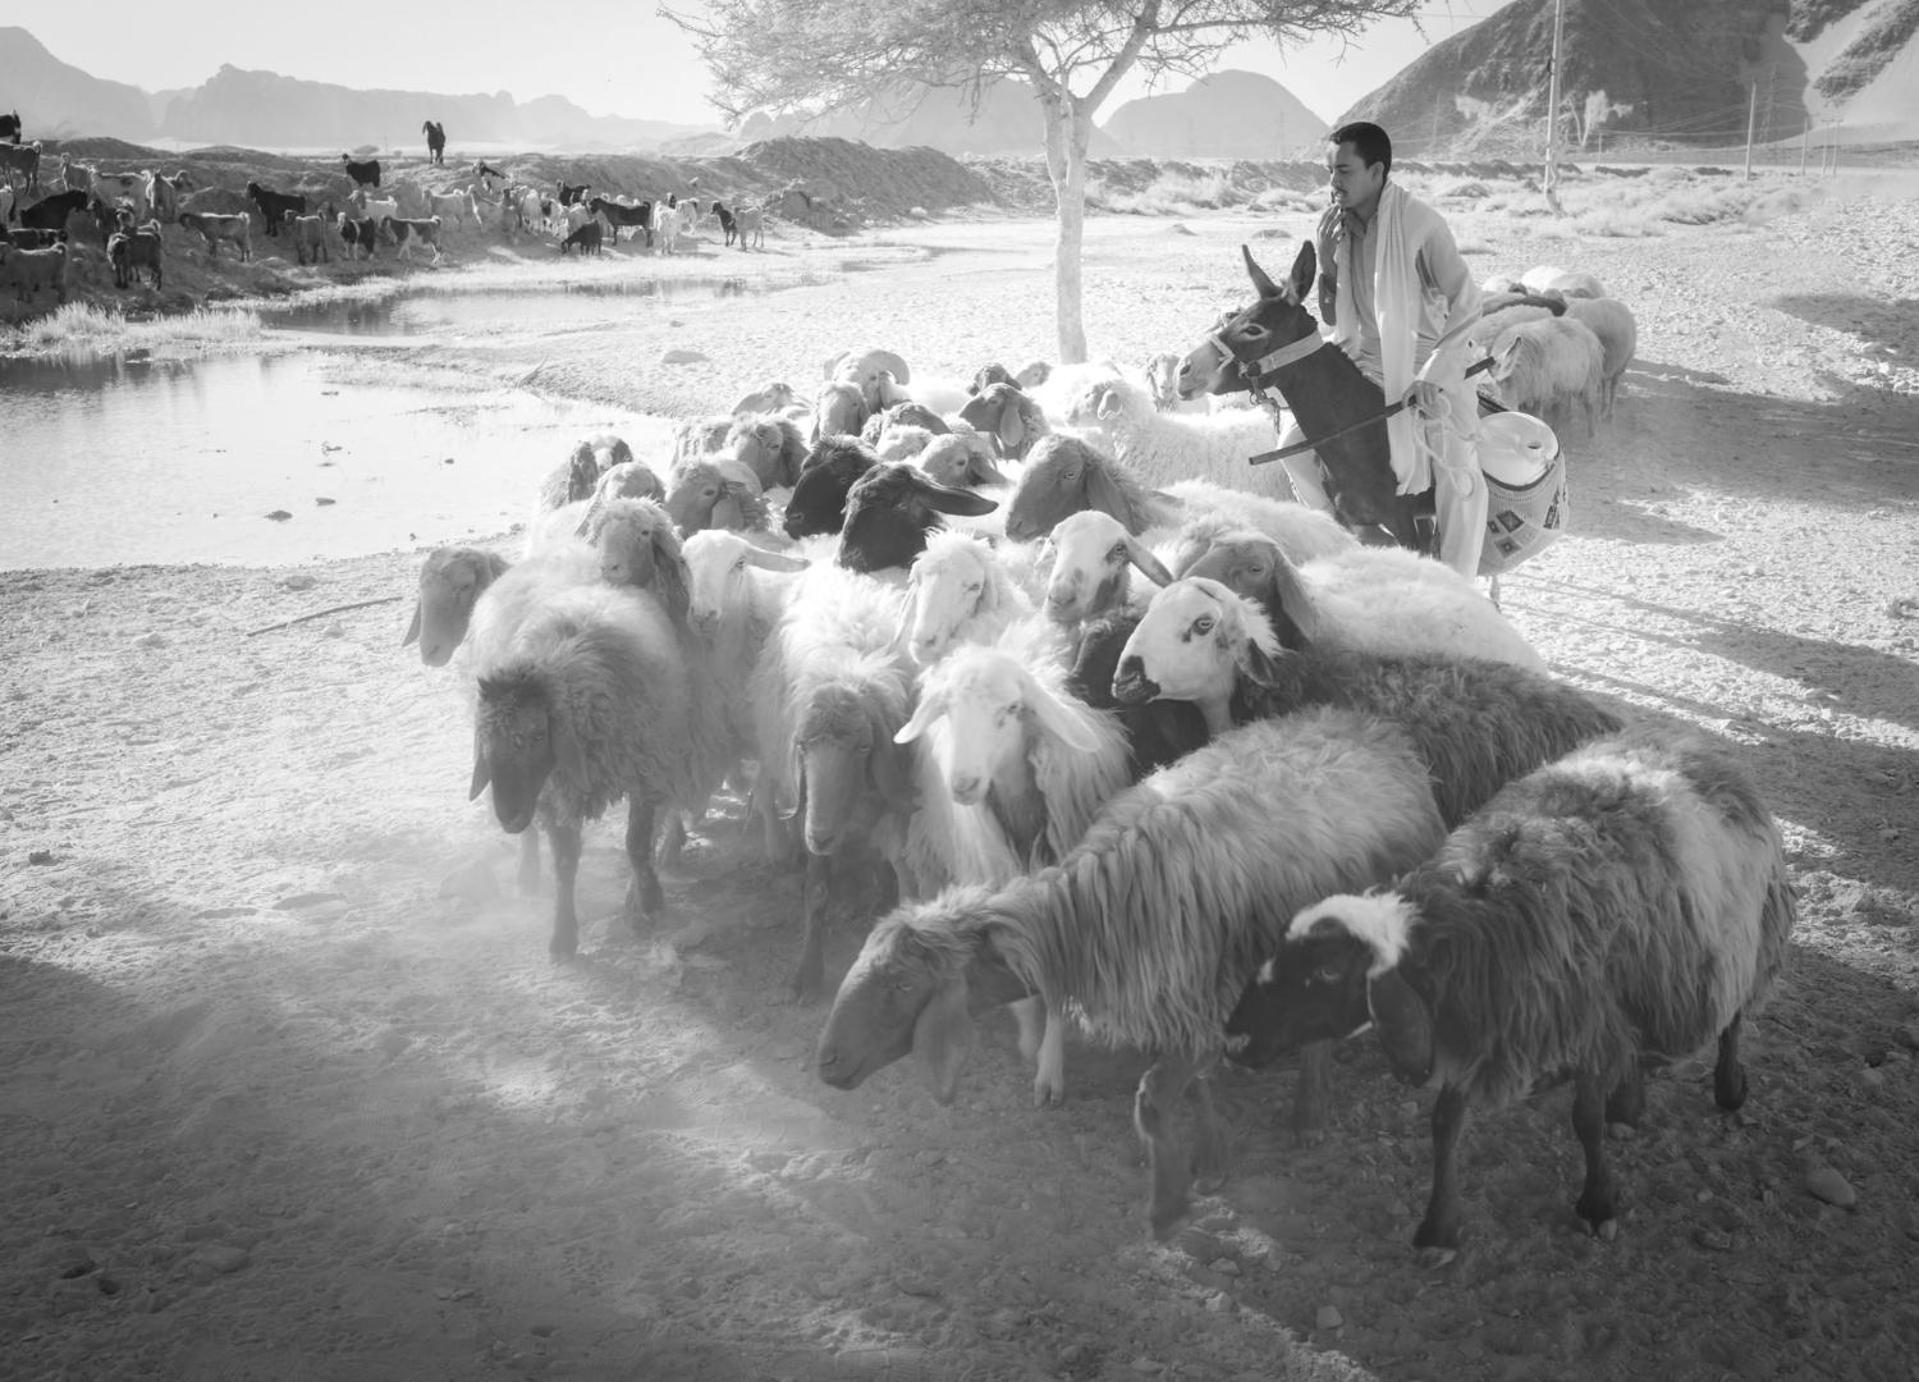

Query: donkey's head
[1174,242,1321,400]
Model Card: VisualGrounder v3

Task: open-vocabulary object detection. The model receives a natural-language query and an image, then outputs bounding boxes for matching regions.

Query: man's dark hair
[1329,121,1393,177]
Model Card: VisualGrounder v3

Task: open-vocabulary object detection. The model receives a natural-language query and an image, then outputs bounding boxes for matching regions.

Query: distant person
[1283,121,1486,578]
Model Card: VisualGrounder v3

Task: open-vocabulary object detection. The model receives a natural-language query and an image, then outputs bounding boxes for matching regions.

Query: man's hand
[1405,379,1446,420]
[1315,203,1342,268]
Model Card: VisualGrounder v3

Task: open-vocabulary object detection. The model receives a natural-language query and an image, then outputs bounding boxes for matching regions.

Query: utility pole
[1742,80,1758,180]
[1543,0,1566,211]
[1800,116,1810,175]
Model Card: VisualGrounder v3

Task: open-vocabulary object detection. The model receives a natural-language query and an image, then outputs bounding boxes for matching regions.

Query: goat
[559,220,603,257]
[385,215,445,262]
[342,155,382,189]
[287,212,329,265]
[179,211,252,262]
[246,182,306,237]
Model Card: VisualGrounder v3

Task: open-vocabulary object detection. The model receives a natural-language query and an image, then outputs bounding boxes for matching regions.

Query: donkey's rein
[1242,349,1494,467]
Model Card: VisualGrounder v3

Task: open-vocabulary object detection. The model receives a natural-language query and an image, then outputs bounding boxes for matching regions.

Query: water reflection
[0,352,666,569]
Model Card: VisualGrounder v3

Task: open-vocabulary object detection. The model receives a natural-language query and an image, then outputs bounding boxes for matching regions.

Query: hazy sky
[21,2,1499,127]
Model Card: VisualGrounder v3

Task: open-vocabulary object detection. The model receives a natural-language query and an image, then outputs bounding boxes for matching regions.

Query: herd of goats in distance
[401,233,1789,1259]
[0,114,769,308]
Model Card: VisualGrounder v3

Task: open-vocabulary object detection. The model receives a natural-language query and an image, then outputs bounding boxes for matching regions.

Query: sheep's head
[667,458,764,537]
[903,533,999,666]
[1043,511,1174,626]
[895,648,1098,806]
[837,464,997,575]
[1173,525,1318,649]
[1014,360,1051,389]
[587,498,690,627]
[795,678,914,855]
[1004,435,1124,542]
[825,346,912,413]
[1226,894,1424,1077]
[595,459,666,506]
[816,887,1000,1103]
[1142,351,1184,410]
[585,431,635,471]
[405,546,508,666]
[1065,376,1151,434]
[562,442,602,504]
[728,412,804,490]
[917,433,1008,491]
[1111,577,1280,718]
[969,362,1015,395]
[683,530,807,637]
[731,380,797,416]
[956,382,1044,461]
[813,379,868,442]
[785,441,878,538]
[470,664,562,834]
[874,423,935,463]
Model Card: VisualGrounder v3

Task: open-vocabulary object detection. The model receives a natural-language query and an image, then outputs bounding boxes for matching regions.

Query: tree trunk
[1039,97,1090,365]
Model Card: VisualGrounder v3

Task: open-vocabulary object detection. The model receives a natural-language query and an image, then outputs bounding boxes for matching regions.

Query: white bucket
[1477,410,1559,487]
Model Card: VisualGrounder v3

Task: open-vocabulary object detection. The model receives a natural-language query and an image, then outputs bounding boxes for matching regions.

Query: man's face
[1327,142,1385,213]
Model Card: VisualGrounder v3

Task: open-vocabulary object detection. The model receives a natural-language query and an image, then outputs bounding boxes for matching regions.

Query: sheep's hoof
[1032,1079,1067,1110]
[548,934,578,963]
[1588,1217,1619,1243]
[1414,1245,1458,1270]
[1192,1171,1226,1196]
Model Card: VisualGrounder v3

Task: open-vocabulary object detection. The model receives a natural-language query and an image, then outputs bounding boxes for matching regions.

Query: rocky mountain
[0,29,719,151]
[739,79,1127,158]
[1102,70,1328,159]
[0,27,159,140]
[1339,0,1918,153]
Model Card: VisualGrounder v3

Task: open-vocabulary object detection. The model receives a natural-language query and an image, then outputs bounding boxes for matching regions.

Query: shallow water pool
[0,351,667,569]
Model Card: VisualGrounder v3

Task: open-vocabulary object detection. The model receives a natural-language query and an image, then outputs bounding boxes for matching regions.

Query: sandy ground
[3,173,1919,1382]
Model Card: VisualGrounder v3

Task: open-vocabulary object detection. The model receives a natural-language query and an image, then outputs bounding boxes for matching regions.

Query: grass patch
[2,302,266,358]
[1091,167,1237,216]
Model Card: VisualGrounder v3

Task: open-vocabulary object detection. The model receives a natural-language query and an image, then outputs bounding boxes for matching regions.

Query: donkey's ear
[1289,240,1318,303]
[1242,243,1280,299]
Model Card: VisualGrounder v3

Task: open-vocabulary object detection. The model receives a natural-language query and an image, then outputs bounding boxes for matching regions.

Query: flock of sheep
[401,266,1789,1263]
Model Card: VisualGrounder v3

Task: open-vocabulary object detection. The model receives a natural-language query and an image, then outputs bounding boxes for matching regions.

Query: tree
[664,0,1420,364]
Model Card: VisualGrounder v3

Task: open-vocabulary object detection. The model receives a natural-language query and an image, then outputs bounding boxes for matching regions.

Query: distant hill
[1102,70,1327,159]
[0,27,721,152]
[0,27,158,140]
[1339,0,1919,154]
[740,79,1126,158]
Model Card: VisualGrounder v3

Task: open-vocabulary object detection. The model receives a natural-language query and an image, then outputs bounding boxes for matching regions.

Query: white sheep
[956,382,1052,462]
[915,430,1008,491]
[404,546,510,669]
[665,456,771,538]
[1520,265,1606,299]
[816,706,1450,1238]
[900,530,1054,667]
[1040,510,1175,631]
[468,581,726,959]
[874,423,937,463]
[893,646,1135,1106]
[1059,373,1294,506]
[727,411,807,490]
[1486,315,1605,437]
[1173,524,1546,671]
[1558,296,1638,419]
[682,529,815,857]
[1228,727,1795,1261]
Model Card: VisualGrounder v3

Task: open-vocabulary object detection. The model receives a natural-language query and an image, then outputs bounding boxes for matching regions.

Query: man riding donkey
[1277,121,1487,579]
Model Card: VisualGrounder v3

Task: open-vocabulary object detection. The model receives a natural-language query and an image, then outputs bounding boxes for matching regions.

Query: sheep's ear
[1263,557,1320,648]
[745,545,809,573]
[1092,385,1122,422]
[895,689,946,745]
[653,543,691,627]
[996,402,1027,458]
[1240,632,1287,691]
[1081,459,1132,523]
[1367,968,1434,1085]
[912,966,974,1105]
[1494,335,1523,375]
[402,600,422,647]
[1242,243,1281,299]
[1123,536,1175,588]
[467,743,491,802]
[966,452,1010,487]
[920,478,998,517]
[1022,672,1101,754]
[1288,240,1317,303]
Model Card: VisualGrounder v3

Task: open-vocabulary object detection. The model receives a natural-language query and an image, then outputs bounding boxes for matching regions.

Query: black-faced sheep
[836,463,998,574]
[1227,726,1795,1261]
[783,437,881,540]
[1112,578,1621,829]
[815,707,1449,1238]
[957,381,1050,462]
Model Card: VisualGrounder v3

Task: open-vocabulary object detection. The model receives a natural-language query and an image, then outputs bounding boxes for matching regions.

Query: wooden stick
[245,595,403,637]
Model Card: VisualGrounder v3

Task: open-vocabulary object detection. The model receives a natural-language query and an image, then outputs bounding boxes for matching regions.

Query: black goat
[19,189,87,233]
[0,109,20,143]
[589,196,651,246]
[710,200,738,246]
[247,182,306,237]
[341,155,382,189]
[557,180,591,206]
[423,120,445,165]
[559,220,603,257]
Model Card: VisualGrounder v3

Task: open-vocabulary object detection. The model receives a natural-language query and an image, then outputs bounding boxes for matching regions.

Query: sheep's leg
[1571,1070,1620,1241]
[657,811,688,870]
[546,821,583,961]
[515,831,542,896]
[1189,1065,1228,1194]
[621,798,663,934]
[1135,1054,1200,1240]
[1713,1012,1749,1111]
[1020,999,1069,1109]
[1604,1061,1646,1127]
[792,851,832,1003]
[1413,1084,1470,1265]
[1292,1038,1336,1139]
